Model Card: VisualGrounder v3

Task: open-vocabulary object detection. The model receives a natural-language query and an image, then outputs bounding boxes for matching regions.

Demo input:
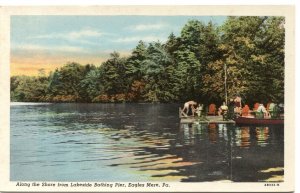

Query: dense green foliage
[11,16,285,106]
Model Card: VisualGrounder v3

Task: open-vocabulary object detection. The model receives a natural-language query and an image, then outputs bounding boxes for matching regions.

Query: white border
[0,0,296,5]
[0,5,296,192]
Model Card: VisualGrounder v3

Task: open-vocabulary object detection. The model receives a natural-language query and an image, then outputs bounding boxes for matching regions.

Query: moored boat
[234,116,284,125]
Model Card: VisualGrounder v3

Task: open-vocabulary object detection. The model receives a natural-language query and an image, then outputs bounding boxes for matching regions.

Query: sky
[11,15,226,76]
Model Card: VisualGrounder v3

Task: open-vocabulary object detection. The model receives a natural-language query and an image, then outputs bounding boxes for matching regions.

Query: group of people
[228,96,278,118]
[181,100,203,117]
[226,95,242,115]
[181,94,280,119]
[181,95,242,118]
[217,96,276,118]
[181,98,237,118]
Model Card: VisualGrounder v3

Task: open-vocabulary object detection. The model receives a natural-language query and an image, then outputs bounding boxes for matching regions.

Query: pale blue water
[10,103,284,182]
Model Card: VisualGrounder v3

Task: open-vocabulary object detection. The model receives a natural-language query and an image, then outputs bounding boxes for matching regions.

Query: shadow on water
[10,103,284,182]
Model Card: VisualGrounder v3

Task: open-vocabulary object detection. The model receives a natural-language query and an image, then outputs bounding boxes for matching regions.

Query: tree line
[11,16,285,106]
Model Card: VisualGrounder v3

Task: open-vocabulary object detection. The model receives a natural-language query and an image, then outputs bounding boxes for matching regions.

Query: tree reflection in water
[11,103,283,182]
[176,123,283,182]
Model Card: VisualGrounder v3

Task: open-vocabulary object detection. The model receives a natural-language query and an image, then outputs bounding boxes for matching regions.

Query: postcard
[0,5,295,192]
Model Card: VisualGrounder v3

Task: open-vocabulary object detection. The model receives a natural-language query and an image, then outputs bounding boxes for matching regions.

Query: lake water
[10,103,284,182]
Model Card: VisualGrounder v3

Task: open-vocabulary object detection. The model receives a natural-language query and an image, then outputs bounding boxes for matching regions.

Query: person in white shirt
[195,104,203,117]
[256,103,270,118]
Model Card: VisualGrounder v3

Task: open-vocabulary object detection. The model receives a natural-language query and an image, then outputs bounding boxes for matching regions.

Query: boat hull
[234,116,284,125]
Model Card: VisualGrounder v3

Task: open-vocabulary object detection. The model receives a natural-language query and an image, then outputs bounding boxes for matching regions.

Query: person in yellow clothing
[218,102,228,116]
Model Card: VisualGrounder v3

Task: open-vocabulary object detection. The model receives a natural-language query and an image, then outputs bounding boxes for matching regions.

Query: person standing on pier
[182,101,197,116]
[195,103,203,117]
[218,102,228,116]
[227,99,235,119]
[234,95,242,114]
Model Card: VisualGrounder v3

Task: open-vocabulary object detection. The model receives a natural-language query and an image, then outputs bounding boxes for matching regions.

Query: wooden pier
[180,116,235,124]
[179,107,235,124]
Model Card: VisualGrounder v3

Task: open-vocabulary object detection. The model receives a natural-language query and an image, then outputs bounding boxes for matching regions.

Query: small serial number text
[264,183,280,187]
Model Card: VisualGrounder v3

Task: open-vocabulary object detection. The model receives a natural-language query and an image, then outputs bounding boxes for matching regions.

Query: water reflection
[256,127,269,147]
[11,103,284,182]
[208,123,218,143]
[181,124,274,149]
[235,127,251,148]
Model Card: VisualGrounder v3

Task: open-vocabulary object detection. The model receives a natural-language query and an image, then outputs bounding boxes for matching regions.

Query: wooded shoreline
[11,16,284,105]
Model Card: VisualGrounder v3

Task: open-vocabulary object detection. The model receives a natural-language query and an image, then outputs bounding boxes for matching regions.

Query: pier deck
[179,107,235,124]
[180,115,235,124]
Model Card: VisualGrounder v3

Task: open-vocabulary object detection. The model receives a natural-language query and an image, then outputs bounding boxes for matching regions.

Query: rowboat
[234,116,284,125]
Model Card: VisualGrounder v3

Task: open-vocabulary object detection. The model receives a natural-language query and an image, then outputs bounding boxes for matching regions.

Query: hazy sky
[11,15,226,76]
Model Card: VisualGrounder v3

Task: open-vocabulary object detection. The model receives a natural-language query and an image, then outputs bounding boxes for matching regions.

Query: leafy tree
[48,62,87,102]
[11,76,48,102]
[202,16,284,105]
[126,41,147,81]
[179,20,221,102]
[79,68,103,102]
[101,52,129,97]
[173,49,201,101]
[11,16,284,105]
[142,42,179,102]
[165,32,181,57]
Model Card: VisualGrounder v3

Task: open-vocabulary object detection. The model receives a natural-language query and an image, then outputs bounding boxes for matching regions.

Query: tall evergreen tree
[10,16,285,104]
[101,52,129,96]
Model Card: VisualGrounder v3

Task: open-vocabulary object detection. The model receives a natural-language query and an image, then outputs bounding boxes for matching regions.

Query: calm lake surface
[10,103,284,182]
